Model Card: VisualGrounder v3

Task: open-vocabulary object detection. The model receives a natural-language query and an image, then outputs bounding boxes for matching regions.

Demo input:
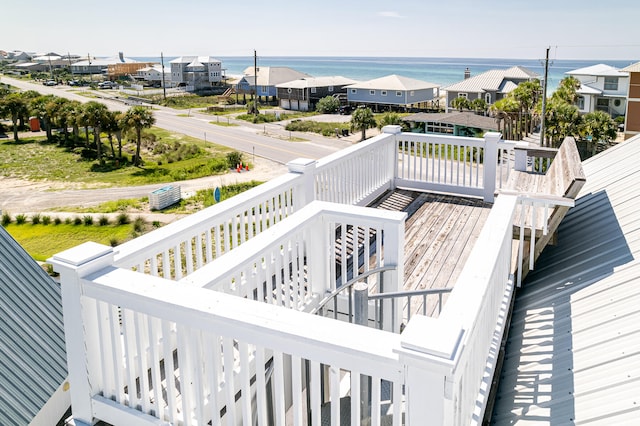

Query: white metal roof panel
[0,227,68,425]
[275,75,358,89]
[491,135,640,425]
[566,63,628,77]
[345,74,439,91]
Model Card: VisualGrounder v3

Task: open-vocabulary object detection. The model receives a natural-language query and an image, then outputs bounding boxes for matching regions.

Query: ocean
[133,56,636,93]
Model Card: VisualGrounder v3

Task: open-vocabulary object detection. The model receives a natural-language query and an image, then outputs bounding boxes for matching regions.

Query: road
[0,76,351,164]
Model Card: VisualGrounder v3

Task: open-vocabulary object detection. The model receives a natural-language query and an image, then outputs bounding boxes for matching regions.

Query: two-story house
[170,56,224,91]
[566,64,629,118]
[236,66,311,103]
[344,74,440,111]
[275,76,358,111]
[135,65,171,87]
[443,66,539,112]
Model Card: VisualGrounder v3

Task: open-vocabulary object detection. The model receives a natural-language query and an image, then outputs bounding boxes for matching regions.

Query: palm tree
[469,98,487,115]
[377,112,404,130]
[545,98,581,147]
[84,101,108,162]
[122,106,155,166]
[580,110,617,156]
[491,97,519,140]
[30,95,56,141]
[511,80,541,135]
[552,76,581,105]
[451,96,470,112]
[102,110,122,159]
[49,97,72,144]
[0,93,29,141]
[350,106,376,142]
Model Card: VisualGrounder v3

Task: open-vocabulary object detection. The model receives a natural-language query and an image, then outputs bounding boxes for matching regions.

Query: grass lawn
[0,128,237,187]
[4,222,135,261]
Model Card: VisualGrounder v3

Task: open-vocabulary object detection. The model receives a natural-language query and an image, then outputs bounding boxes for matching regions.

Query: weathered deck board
[373,190,492,321]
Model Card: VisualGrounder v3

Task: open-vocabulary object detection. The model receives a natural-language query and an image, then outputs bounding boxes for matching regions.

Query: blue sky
[2,0,639,60]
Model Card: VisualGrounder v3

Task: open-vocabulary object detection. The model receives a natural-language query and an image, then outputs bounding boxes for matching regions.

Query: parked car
[339,105,353,115]
[43,80,57,86]
[68,80,80,86]
[98,81,117,89]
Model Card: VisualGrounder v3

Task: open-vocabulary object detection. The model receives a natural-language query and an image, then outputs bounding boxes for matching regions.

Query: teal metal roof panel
[0,226,67,426]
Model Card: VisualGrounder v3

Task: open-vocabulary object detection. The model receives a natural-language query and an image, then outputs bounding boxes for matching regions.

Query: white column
[396,316,464,426]
[382,125,402,190]
[482,132,501,202]
[287,157,317,210]
[49,242,115,425]
[382,213,406,332]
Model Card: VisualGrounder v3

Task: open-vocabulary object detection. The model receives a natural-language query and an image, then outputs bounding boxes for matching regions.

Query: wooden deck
[373,190,492,319]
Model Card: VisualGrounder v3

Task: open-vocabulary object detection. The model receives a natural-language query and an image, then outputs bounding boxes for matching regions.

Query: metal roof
[566,63,629,77]
[403,111,499,131]
[491,135,640,424]
[0,226,68,425]
[275,75,358,89]
[622,62,640,73]
[170,56,221,64]
[444,66,539,93]
[344,74,439,91]
[241,66,311,86]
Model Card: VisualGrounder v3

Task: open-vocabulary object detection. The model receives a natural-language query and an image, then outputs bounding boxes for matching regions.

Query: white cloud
[377,11,404,18]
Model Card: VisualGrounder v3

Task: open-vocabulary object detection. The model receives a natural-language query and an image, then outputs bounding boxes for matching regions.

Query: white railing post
[49,242,115,425]
[382,125,401,190]
[396,316,464,426]
[482,132,501,202]
[287,157,317,209]
[382,214,406,332]
[514,141,530,171]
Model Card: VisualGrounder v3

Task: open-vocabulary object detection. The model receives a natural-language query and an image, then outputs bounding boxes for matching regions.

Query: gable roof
[275,75,358,89]
[242,66,311,86]
[170,56,221,64]
[566,63,629,77]
[622,62,640,73]
[344,74,439,91]
[0,226,68,425]
[491,134,640,424]
[444,66,538,93]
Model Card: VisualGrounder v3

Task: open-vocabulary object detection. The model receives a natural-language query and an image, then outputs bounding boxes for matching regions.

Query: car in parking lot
[98,81,117,89]
[43,80,57,86]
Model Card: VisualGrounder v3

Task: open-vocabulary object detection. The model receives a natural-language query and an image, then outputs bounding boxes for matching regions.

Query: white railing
[180,202,406,320]
[114,171,307,279]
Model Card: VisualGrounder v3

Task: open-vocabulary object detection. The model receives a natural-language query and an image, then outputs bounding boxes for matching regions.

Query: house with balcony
[345,74,440,111]
[236,66,311,103]
[566,63,629,118]
[443,66,539,112]
[622,62,640,139]
[170,56,224,91]
[275,76,358,111]
[135,64,172,87]
[49,120,603,425]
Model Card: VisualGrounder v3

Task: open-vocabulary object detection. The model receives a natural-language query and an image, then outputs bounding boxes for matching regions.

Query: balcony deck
[372,190,492,321]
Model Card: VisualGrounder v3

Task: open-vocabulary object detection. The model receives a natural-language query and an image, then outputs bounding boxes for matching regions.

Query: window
[328,86,334,92]
[262,86,268,93]
[381,90,387,96]
[604,77,618,91]
[351,89,357,94]
[370,90,376,95]
[311,87,317,94]
[287,88,292,94]
[577,96,585,109]
[458,92,468,99]
[485,93,491,104]
[596,98,610,112]
[396,91,402,97]
[410,91,415,96]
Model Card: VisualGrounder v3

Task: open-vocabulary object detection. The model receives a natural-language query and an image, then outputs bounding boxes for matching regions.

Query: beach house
[622,62,640,139]
[71,52,137,75]
[566,64,629,117]
[236,66,311,103]
[275,76,358,111]
[345,74,440,111]
[49,121,596,425]
[443,66,539,112]
[169,56,224,91]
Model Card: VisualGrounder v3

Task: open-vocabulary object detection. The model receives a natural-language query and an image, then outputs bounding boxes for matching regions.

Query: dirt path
[0,157,288,216]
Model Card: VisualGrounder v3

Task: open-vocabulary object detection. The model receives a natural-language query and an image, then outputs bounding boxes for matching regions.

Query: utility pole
[161,52,167,101]
[539,47,550,147]
[254,49,258,118]
[88,53,93,83]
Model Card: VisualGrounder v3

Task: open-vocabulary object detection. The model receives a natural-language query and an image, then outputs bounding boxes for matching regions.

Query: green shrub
[226,151,243,169]
[31,213,41,225]
[152,220,161,228]
[41,215,51,225]
[98,215,110,226]
[109,237,119,247]
[133,217,146,233]
[1,212,11,226]
[73,216,82,225]
[117,212,130,225]
[15,214,27,224]
[54,217,62,225]
[316,96,340,114]
[83,215,94,226]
